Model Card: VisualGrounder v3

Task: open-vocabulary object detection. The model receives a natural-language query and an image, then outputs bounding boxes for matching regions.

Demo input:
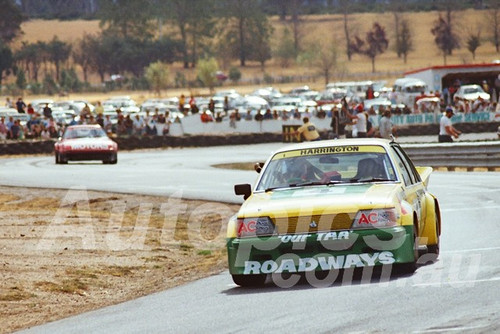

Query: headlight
[237,217,276,238]
[351,208,398,229]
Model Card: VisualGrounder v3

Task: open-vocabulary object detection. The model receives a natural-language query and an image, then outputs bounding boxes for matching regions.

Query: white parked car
[454,84,490,101]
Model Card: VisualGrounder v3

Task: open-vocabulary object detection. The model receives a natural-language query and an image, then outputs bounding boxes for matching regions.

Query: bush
[229,67,241,83]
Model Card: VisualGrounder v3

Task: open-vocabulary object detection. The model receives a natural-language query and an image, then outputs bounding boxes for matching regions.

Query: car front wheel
[232,274,266,287]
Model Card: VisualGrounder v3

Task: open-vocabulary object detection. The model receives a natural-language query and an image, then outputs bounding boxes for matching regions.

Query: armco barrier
[402,142,500,171]
[0,125,499,171]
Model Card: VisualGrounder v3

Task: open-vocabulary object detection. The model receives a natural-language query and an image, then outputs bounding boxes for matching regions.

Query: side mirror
[254,162,265,173]
[234,183,252,200]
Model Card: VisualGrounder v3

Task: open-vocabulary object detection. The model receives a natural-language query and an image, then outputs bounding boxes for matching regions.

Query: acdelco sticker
[243,251,395,274]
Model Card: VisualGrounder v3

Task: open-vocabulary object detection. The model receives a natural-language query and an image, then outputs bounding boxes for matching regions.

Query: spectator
[103,115,113,134]
[379,110,395,139]
[179,94,186,113]
[96,113,104,127]
[345,105,368,138]
[0,117,7,140]
[124,115,133,135]
[94,101,104,115]
[80,103,91,120]
[42,103,52,119]
[5,97,12,108]
[254,111,263,121]
[263,109,273,120]
[244,110,252,121]
[132,114,145,136]
[294,117,320,141]
[155,113,167,135]
[208,98,215,113]
[16,97,26,113]
[10,119,21,139]
[438,107,461,142]
[366,85,375,100]
[26,104,35,115]
[40,125,50,139]
[201,110,214,123]
[215,112,223,122]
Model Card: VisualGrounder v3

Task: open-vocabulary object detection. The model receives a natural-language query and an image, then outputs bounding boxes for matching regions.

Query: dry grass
[1,10,497,108]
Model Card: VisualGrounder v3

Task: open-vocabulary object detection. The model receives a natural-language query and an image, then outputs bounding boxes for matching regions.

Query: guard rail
[402,141,500,171]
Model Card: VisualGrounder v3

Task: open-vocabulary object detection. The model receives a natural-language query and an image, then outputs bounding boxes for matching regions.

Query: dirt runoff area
[0,186,240,333]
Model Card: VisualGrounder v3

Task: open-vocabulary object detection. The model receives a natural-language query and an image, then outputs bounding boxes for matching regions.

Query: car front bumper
[227,226,415,275]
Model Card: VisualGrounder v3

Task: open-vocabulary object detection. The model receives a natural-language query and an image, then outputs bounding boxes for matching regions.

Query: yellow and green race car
[227,138,441,287]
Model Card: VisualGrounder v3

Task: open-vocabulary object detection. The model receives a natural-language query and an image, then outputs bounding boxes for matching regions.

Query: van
[393,78,428,107]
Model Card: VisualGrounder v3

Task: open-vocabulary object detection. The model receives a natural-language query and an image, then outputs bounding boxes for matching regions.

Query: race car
[54,124,118,164]
[227,138,441,287]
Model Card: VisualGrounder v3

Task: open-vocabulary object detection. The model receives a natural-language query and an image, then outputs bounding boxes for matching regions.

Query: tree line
[0,0,500,96]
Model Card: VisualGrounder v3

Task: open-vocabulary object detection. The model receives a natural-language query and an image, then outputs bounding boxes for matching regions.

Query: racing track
[2,143,499,333]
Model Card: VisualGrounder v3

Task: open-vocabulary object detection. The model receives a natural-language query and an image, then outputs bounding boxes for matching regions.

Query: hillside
[13,9,500,93]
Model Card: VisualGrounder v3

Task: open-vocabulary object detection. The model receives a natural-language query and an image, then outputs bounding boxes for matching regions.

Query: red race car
[54,125,118,164]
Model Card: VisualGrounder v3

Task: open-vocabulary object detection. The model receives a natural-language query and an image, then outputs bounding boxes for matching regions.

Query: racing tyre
[424,211,440,263]
[55,153,60,164]
[58,154,68,164]
[231,274,266,287]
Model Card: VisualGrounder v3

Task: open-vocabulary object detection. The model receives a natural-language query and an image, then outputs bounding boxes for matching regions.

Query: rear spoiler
[415,166,433,188]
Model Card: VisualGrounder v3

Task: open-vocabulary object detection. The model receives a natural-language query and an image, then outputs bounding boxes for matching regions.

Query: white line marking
[442,246,500,254]
[441,205,500,212]
[413,276,500,287]
[413,324,490,333]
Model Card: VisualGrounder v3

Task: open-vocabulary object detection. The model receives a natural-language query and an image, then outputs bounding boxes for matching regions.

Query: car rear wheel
[425,211,440,261]
[231,274,266,287]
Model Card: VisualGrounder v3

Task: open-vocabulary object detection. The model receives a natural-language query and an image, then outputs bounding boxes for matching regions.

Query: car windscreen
[256,146,397,191]
[63,127,107,139]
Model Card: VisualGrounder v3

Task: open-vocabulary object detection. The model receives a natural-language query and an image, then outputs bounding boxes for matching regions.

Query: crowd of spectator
[2,78,499,142]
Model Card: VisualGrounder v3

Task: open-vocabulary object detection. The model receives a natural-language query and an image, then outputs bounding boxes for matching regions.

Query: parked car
[454,84,490,101]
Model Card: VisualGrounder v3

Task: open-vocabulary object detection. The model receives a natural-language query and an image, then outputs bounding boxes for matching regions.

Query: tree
[0,41,13,86]
[97,0,154,39]
[16,68,27,90]
[0,0,24,44]
[486,1,500,53]
[298,39,338,85]
[161,0,216,69]
[197,57,218,93]
[339,0,354,61]
[431,14,460,65]
[73,34,94,82]
[396,19,413,64]
[273,28,296,68]
[466,29,481,60]
[47,36,72,82]
[220,0,270,66]
[350,23,389,73]
[15,41,43,82]
[144,61,170,96]
[289,0,303,55]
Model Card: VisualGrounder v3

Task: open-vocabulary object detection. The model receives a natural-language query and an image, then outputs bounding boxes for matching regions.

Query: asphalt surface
[2,139,499,333]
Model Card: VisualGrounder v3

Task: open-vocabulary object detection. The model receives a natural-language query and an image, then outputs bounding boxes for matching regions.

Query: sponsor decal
[278,231,351,244]
[243,251,395,274]
[71,143,109,150]
[272,146,386,160]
